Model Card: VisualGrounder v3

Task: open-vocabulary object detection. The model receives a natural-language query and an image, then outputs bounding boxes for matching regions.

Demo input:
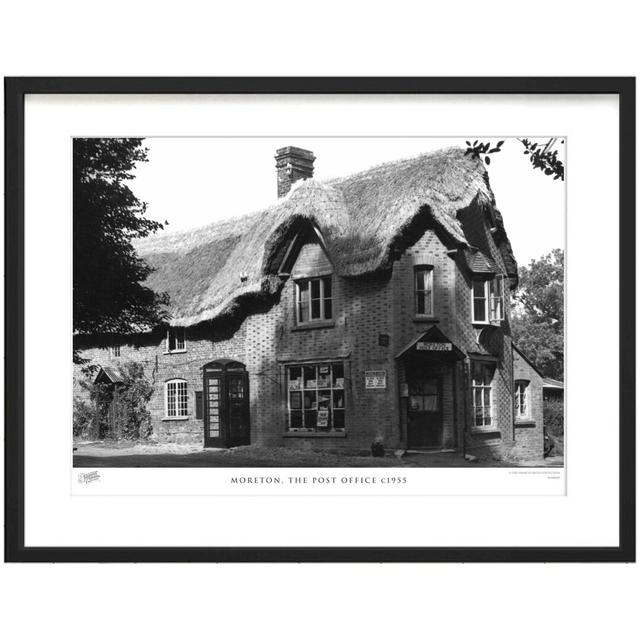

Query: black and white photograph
[72,136,565,470]
[6,76,633,565]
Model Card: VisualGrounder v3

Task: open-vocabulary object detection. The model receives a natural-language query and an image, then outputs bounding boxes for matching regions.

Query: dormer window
[166,328,186,353]
[472,275,505,323]
[296,276,332,324]
[414,266,434,316]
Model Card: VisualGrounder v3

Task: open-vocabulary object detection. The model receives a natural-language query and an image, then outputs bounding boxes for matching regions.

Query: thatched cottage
[74,146,544,459]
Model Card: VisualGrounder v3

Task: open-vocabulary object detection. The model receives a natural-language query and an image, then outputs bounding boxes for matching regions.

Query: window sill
[514,420,536,428]
[469,427,501,435]
[413,316,439,323]
[283,431,347,438]
[292,321,336,332]
[161,416,189,421]
[472,321,503,328]
[163,350,187,355]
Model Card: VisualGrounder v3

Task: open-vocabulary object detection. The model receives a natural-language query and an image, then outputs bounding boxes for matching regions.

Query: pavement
[73,441,564,468]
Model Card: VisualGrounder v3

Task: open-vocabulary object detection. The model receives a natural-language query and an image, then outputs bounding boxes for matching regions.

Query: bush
[116,362,154,440]
[74,361,154,441]
[73,398,95,439]
[544,396,564,437]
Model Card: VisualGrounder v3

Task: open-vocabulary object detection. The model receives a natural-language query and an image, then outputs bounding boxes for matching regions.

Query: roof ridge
[326,146,467,185]
[136,147,471,252]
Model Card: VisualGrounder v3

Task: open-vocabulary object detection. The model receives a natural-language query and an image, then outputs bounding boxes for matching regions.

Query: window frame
[489,274,505,322]
[295,275,333,325]
[472,275,505,323]
[165,327,187,353]
[514,379,530,421]
[164,378,189,419]
[108,345,120,357]
[286,361,345,433]
[470,360,495,431]
[414,265,434,317]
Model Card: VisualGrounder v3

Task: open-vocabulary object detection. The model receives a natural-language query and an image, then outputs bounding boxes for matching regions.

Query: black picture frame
[4,76,635,562]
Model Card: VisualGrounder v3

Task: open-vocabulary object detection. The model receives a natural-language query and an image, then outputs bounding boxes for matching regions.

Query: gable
[291,241,333,278]
[512,344,544,381]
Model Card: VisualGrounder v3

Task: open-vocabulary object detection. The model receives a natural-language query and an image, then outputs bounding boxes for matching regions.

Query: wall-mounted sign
[416,342,452,351]
[365,370,387,389]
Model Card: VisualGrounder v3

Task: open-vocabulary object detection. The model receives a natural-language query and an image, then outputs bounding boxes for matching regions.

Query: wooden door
[226,373,250,447]
[407,375,443,449]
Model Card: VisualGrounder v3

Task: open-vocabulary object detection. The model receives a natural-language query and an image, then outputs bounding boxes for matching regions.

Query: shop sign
[317,408,329,427]
[416,342,452,351]
[365,370,387,389]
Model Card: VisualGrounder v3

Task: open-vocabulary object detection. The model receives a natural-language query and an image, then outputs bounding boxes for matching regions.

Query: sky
[130,137,566,266]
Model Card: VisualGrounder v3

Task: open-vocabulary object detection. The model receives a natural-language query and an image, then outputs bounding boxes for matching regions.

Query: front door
[226,373,250,447]
[407,375,443,449]
[203,361,250,448]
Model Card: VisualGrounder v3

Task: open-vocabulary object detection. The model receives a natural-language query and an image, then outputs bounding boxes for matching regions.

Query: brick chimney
[275,146,315,198]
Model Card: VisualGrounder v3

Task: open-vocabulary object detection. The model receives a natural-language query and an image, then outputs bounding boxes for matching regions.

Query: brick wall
[74,201,523,458]
[511,347,545,460]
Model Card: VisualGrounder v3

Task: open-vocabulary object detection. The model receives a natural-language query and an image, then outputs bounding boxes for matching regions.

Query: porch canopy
[94,366,125,385]
[395,326,465,362]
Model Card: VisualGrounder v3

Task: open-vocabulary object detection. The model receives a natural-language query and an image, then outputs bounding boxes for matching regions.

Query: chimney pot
[275,146,315,198]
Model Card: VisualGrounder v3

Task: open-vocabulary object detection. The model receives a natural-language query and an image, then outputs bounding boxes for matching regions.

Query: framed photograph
[4,77,635,562]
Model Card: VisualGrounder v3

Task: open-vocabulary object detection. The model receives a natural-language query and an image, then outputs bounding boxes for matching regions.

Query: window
[471,361,495,429]
[287,362,345,432]
[109,345,120,357]
[414,266,434,316]
[409,378,439,411]
[165,379,188,418]
[490,275,505,321]
[514,380,530,420]
[166,328,186,352]
[472,276,505,323]
[296,276,332,324]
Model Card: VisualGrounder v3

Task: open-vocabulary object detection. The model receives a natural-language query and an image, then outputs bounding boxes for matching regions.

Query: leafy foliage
[75,362,154,440]
[464,139,504,165]
[464,137,564,180]
[544,396,564,436]
[73,397,95,439]
[73,138,169,336]
[520,138,565,181]
[511,249,564,380]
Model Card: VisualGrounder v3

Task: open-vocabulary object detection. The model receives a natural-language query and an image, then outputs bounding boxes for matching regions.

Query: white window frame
[472,275,505,323]
[164,379,188,419]
[295,276,333,324]
[286,362,345,432]
[489,275,505,322]
[165,327,186,353]
[414,266,434,316]
[471,361,495,430]
[514,380,530,420]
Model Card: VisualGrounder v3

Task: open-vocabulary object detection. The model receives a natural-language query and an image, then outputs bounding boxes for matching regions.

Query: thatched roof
[135,147,518,327]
